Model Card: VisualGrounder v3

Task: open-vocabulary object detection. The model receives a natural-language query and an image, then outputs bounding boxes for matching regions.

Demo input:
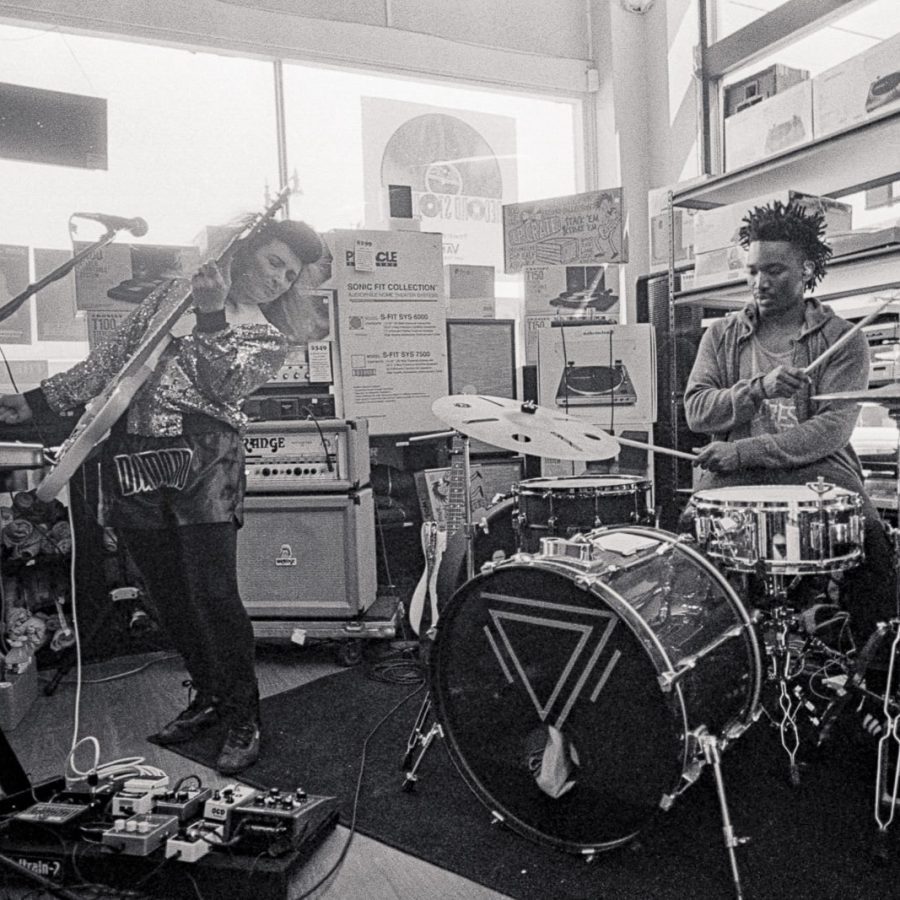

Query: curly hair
[738,200,832,290]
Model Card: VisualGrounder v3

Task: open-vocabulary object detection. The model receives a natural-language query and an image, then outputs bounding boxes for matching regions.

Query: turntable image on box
[556,362,637,407]
[866,71,900,113]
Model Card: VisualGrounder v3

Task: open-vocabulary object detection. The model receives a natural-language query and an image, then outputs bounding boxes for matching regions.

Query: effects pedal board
[0,777,340,899]
[231,788,338,855]
[101,813,179,856]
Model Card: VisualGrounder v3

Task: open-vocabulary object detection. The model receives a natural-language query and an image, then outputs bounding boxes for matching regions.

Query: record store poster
[34,248,88,342]
[360,98,518,267]
[537,322,656,427]
[503,188,625,273]
[0,243,32,343]
[327,229,448,436]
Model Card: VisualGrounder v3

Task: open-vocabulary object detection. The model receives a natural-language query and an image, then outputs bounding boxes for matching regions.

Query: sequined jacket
[35,281,288,437]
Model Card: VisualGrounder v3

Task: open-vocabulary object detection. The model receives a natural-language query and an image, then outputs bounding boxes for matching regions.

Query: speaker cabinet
[237,488,376,619]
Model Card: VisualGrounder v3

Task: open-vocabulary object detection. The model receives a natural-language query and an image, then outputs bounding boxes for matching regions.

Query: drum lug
[659,665,690,692]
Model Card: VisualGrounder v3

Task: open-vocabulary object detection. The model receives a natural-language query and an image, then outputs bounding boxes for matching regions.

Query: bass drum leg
[435,497,518,612]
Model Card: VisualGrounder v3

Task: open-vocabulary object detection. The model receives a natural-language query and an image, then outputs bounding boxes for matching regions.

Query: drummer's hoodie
[684,296,867,494]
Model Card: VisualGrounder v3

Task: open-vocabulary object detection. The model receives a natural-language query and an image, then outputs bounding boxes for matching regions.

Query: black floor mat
[155,665,900,900]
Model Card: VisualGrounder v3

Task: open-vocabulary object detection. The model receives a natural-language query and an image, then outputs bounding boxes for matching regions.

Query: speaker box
[237,488,376,619]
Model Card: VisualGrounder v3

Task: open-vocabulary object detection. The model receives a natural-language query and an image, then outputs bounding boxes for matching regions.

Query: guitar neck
[444,436,468,537]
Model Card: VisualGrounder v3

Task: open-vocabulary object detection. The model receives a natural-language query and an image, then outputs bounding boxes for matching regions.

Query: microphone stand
[0,228,120,324]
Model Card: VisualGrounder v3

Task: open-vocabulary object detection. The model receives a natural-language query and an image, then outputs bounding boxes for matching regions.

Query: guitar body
[410,434,468,638]
[35,292,183,502]
[409,521,447,637]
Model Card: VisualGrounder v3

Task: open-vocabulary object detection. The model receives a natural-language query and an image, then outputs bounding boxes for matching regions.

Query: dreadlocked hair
[738,199,832,290]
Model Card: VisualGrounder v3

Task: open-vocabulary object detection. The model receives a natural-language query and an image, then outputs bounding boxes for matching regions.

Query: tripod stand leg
[402,719,444,793]
[401,693,432,771]
[700,732,748,900]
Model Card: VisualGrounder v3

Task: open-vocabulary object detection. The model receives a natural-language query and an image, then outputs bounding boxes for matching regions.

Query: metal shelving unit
[661,112,900,512]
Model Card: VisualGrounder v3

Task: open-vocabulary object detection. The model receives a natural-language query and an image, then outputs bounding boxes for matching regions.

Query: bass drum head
[431,562,683,853]
[435,498,518,611]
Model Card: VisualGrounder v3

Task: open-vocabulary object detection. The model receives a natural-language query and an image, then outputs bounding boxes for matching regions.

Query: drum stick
[804,293,899,376]
[612,434,698,462]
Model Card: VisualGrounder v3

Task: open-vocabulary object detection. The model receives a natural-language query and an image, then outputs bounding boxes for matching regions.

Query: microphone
[72,212,149,237]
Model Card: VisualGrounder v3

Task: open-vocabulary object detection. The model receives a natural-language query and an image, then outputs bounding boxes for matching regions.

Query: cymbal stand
[871,400,900,852]
[397,430,479,791]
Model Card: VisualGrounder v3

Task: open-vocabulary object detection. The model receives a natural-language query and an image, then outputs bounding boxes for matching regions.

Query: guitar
[35,181,297,503]
[409,435,468,637]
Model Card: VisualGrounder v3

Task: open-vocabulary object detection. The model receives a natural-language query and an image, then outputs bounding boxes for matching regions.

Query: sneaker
[216,718,261,775]
[151,691,221,745]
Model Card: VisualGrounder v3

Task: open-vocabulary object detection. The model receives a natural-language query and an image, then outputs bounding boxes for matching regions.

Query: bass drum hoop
[430,526,761,854]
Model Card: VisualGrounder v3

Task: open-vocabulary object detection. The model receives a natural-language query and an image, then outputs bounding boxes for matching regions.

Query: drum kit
[399,392,900,900]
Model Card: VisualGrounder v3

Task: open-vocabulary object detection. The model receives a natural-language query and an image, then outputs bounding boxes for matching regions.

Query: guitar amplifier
[243,418,370,493]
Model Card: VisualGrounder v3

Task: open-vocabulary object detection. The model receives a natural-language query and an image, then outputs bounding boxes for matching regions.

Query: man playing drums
[684,199,894,645]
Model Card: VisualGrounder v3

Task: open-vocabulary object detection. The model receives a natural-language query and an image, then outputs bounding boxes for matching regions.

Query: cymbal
[431,395,620,460]
[813,383,900,403]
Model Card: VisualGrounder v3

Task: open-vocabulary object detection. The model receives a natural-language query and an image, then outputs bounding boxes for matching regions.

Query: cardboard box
[693,191,853,255]
[445,264,495,299]
[725,80,813,171]
[646,178,709,271]
[445,264,495,318]
[724,63,808,118]
[447,296,495,318]
[813,34,900,138]
[523,265,619,319]
[692,245,750,289]
[537,323,656,426]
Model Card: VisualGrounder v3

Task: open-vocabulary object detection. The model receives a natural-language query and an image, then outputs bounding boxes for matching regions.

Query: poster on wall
[537,322,656,427]
[328,229,448,436]
[73,241,199,312]
[34,248,88,342]
[0,244,32,344]
[502,188,626,273]
[361,98,518,267]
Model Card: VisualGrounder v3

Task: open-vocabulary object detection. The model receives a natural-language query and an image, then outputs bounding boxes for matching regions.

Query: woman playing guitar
[0,209,323,776]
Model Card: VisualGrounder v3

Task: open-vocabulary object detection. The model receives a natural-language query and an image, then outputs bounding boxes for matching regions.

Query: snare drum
[513,475,653,553]
[431,526,761,853]
[689,484,864,575]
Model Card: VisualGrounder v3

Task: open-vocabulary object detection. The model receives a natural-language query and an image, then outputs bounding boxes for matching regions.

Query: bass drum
[435,498,518,612]
[430,526,761,853]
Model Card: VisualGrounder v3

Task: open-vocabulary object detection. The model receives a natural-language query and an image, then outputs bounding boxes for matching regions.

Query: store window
[720,0,899,84]
[281,62,580,318]
[0,24,280,377]
[711,0,793,41]
[0,22,581,372]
